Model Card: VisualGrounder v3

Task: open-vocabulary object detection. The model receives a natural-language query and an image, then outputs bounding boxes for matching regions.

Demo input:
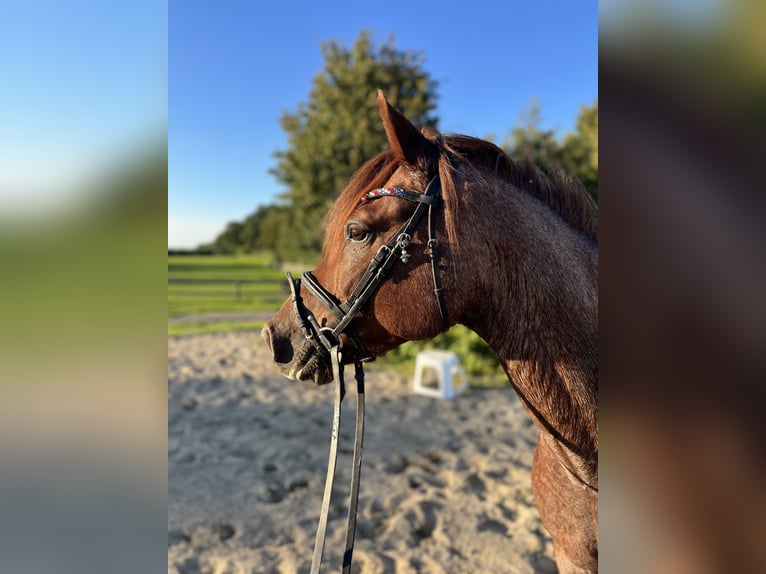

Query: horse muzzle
[261,320,334,385]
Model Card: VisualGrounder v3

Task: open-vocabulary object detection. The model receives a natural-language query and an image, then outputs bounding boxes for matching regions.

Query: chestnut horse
[263,92,598,573]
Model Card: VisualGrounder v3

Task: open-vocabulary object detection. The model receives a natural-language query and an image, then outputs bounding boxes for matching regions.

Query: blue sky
[169,0,597,248]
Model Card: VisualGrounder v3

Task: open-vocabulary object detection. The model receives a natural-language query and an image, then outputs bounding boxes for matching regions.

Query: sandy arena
[168,331,556,573]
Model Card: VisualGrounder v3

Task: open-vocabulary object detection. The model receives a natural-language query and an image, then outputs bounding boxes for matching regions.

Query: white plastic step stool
[413,350,468,399]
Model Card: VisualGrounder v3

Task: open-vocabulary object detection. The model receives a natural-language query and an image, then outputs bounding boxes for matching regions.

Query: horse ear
[420,126,440,141]
[377,90,437,166]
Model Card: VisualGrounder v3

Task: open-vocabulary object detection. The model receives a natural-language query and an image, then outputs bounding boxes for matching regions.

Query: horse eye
[346,224,369,243]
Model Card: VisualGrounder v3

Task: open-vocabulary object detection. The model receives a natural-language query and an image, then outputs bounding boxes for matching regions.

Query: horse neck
[456,178,598,462]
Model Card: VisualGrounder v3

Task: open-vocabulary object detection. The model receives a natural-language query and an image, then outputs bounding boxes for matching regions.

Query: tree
[251,205,289,254]
[560,101,598,200]
[502,99,598,201]
[502,98,563,167]
[212,221,244,254]
[240,205,272,252]
[270,31,439,260]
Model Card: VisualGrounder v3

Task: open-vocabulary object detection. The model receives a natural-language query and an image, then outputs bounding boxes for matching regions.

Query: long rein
[286,175,447,573]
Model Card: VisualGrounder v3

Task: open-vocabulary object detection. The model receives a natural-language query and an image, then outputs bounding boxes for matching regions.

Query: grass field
[168,253,308,335]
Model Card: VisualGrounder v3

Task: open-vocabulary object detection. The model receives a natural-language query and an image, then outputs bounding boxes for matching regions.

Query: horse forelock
[323,149,399,262]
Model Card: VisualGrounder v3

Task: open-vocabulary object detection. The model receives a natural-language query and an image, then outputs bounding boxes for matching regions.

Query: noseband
[285,175,448,573]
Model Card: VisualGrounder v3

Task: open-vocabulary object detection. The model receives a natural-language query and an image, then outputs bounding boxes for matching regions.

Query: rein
[286,175,447,572]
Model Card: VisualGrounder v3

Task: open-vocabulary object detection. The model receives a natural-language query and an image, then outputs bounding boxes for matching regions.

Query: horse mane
[325,134,598,253]
[438,135,598,243]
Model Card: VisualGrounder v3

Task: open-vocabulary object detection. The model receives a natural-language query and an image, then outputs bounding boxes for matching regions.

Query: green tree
[502,98,563,167]
[240,205,272,252]
[252,205,290,254]
[270,31,439,261]
[560,101,598,200]
[502,99,598,201]
[255,205,298,261]
[212,221,244,254]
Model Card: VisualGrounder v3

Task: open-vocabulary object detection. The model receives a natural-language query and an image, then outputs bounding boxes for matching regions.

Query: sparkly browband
[362,187,419,202]
[361,187,436,204]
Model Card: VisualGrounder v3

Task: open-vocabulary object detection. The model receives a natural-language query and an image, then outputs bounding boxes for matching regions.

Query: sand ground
[168,331,556,574]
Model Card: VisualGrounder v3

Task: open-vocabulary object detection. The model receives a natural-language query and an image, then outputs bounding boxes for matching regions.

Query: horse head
[262,92,457,385]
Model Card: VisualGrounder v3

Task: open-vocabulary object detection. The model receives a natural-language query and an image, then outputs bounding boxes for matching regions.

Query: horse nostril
[261,323,294,365]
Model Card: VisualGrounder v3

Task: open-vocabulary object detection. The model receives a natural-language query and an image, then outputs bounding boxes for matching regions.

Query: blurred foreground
[0,4,167,570]
[600,0,766,571]
[0,144,168,574]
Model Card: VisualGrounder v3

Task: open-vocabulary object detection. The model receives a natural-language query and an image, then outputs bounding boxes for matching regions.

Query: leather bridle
[291,174,447,361]
[285,174,448,573]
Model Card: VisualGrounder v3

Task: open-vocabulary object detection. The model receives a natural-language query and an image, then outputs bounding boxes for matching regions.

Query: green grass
[167,253,301,335]
[378,324,507,383]
[169,296,282,316]
[168,253,306,318]
[168,320,265,337]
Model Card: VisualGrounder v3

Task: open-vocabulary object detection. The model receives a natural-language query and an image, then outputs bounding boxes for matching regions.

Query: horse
[262,91,598,573]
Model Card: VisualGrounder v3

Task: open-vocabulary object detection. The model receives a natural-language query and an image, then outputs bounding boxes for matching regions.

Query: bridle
[290,174,448,362]
[285,174,448,573]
